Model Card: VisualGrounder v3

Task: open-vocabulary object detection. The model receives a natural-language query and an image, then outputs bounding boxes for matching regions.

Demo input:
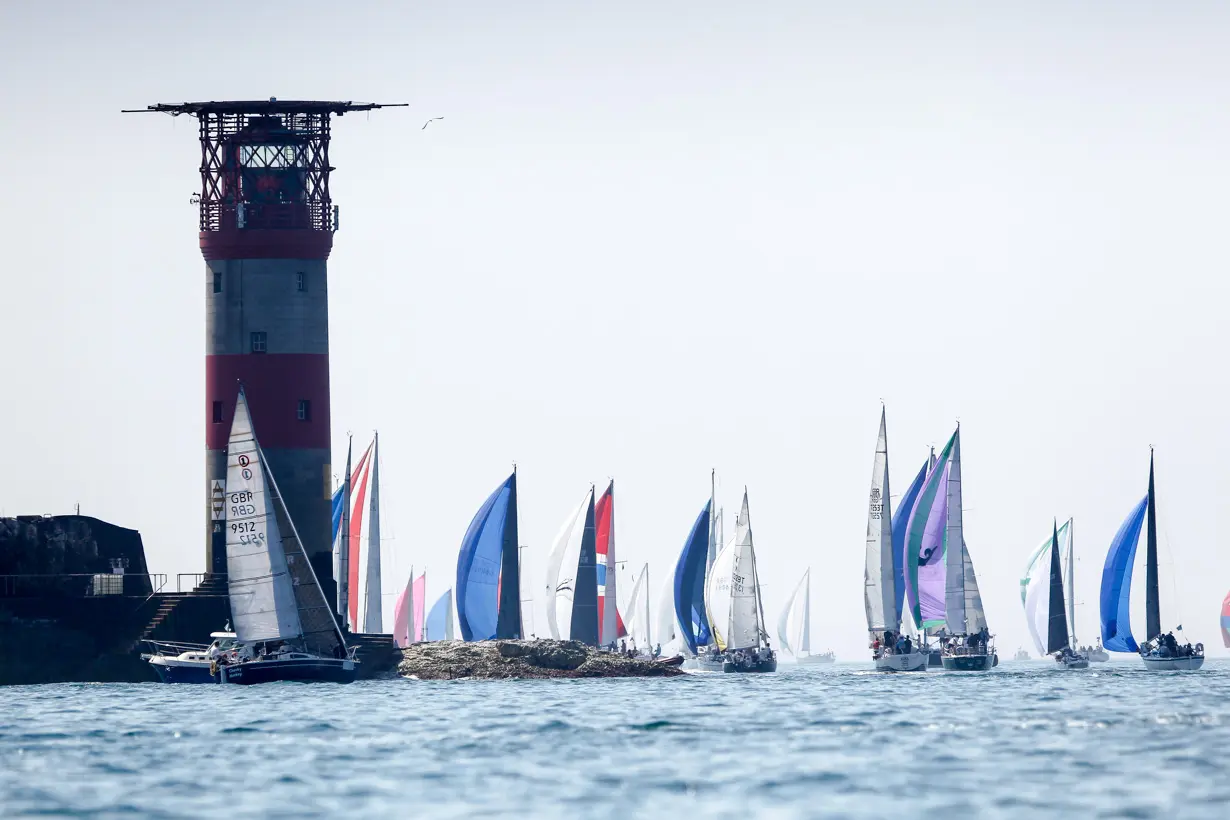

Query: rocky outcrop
[396,639,684,680]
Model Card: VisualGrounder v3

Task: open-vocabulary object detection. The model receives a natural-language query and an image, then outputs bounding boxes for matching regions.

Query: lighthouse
[129,99,403,609]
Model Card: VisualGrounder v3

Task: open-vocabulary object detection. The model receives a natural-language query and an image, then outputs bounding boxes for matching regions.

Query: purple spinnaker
[916,466,948,625]
[904,461,950,628]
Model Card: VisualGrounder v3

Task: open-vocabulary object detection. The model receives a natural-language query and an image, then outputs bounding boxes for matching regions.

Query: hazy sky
[2,2,1228,660]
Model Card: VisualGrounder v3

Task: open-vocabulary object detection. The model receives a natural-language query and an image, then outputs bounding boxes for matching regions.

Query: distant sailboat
[1024,521,1088,669]
[329,435,383,633]
[905,427,995,671]
[623,564,653,656]
[1021,519,1072,657]
[455,471,523,641]
[393,569,414,649]
[545,488,601,645]
[778,569,833,664]
[594,481,627,647]
[216,387,357,684]
[674,496,715,665]
[1100,450,1204,670]
[425,588,456,641]
[1222,591,1230,649]
[866,409,926,672]
[707,489,776,673]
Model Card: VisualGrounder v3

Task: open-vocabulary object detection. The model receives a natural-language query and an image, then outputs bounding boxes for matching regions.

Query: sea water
[2,659,1228,818]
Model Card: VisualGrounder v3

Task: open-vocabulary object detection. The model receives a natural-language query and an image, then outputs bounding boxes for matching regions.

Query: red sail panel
[593,483,626,644]
[346,444,374,629]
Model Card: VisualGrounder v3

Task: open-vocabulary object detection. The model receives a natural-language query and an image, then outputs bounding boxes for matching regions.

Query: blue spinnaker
[890,458,928,627]
[1100,495,1148,653]
[456,474,515,641]
[330,484,344,544]
[673,500,712,655]
[425,589,452,641]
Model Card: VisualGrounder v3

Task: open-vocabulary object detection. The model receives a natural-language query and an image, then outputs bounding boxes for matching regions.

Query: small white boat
[778,568,834,665]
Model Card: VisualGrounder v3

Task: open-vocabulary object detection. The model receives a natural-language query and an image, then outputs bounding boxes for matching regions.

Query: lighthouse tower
[130,99,402,608]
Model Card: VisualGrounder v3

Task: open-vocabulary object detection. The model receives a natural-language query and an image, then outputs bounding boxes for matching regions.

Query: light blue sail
[456,474,515,642]
[673,500,712,655]
[890,458,928,627]
[425,589,454,641]
[1099,495,1148,653]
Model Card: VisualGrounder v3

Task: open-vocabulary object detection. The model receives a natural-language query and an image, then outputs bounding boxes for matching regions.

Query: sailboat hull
[941,653,997,671]
[796,653,835,665]
[682,653,727,672]
[216,656,358,685]
[1054,654,1090,670]
[1141,655,1205,671]
[874,652,928,672]
[723,654,778,673]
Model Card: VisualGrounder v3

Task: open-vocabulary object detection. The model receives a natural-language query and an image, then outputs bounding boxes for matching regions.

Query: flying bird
[422,117,443,130]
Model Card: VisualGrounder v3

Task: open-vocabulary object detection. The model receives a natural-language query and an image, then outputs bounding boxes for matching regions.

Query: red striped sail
[346,443,375,629]
[594,481,627,645]
[1221,589,1230,648]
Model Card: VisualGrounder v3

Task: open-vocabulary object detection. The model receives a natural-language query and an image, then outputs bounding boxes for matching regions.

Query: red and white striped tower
[130,100,403,609]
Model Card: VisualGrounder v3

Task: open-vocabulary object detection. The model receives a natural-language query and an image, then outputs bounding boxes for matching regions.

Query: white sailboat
[707,489,776,673]
[865,409,927,672]
[778,569,834,664]
[216,387,357,684]
[544,490,592,641]
[623,564,653,657]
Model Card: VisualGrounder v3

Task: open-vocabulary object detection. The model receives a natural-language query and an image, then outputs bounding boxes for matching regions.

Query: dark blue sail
[673,500,712,655]
[569,491,600,646]
[1099,495,1148,652]
[456,473,521,641]
[330,484,344,544]
[890,458,928,626]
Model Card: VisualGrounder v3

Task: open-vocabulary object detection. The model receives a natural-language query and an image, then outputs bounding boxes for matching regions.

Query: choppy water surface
[2,659,1229,818]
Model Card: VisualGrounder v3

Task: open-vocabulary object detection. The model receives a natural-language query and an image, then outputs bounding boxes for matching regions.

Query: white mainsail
[778,569,810,658]
[362,432,383,633]
[943,429,971,633]
[225,390,303,642]
[864,408,895,634]
[726,490,764,651]
[544,491,590,639]
[624,564,652,652]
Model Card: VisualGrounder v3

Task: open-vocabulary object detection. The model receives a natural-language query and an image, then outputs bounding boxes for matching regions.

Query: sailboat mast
[338,434,353,629]
[802,567,811,655]
[1145,450,1161,642]
[707,469,717,571]
[1065,517,1076,644]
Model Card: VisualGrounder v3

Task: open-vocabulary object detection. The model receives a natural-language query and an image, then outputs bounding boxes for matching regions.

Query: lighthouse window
[212,401,224,424]
[212,270,222,294]
[250,331,267,354]
[296,272,306,292]
[297,400,311,422]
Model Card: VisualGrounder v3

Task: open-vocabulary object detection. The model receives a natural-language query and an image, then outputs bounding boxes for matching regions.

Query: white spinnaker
[1023,545,1051,656]
[778,570,809,658]
[864,409,895,633]
[944,429,968,633]
[706,538,737,651]
[544,492,589,639]
[225,390,302,643]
